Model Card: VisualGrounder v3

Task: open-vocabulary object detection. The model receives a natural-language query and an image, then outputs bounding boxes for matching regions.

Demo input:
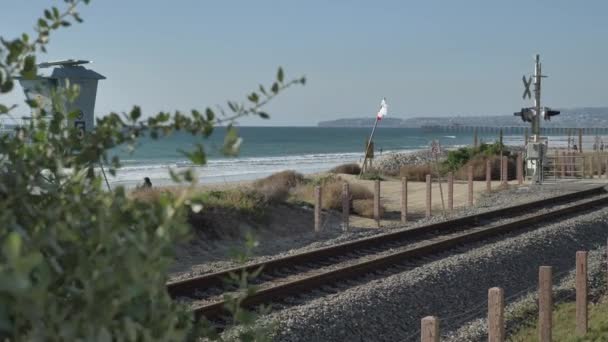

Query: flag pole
[360,116,379,178]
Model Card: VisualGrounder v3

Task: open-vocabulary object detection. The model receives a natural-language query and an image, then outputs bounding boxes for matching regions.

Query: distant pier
[421,125,608,135]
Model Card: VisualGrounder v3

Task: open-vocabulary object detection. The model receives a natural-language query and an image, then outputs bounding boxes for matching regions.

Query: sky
[2,0,608,126]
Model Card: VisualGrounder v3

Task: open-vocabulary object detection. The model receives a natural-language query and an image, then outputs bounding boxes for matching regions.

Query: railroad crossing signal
[522,75,532,99]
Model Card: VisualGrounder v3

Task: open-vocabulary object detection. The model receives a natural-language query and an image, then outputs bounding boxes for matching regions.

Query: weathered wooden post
[554,150,559,180]
[488,287,505,342]
[501,156,508,188]
[576,251,588,335]
[421,316,439,342]
[342,182,349,231]
[468,165,474,207]
[582,156,587,179]
[314,186,322,233]
[486,159,492,192]
[426,174,432,218]
[579,128,583,153]
[597,154,602,178]
[539,266,552,342]
[374,179,380,225]
[401,177,408,223]
[561,152,566,178]
[447,172,454,212]
[517,152,523,184]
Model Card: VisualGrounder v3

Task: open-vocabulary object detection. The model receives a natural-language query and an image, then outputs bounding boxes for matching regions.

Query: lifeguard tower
[18,59,105,135]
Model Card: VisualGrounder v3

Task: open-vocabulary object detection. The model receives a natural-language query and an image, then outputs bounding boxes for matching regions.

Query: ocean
[107,127,597,187]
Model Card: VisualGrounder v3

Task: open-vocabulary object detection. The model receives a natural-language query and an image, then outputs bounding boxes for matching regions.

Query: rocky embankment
[375,150,448,173]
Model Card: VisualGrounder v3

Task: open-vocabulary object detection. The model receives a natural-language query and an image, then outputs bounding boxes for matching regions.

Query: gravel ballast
[251,198,608,342]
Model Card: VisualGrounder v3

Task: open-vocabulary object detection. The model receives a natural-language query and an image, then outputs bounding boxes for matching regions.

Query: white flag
[377,98,388,120]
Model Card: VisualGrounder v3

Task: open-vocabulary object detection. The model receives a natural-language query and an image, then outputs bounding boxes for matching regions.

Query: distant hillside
[318,107,608,128]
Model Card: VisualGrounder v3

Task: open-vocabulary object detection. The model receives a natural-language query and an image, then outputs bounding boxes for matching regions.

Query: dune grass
[329,163,361,175]
[508,296,608,341]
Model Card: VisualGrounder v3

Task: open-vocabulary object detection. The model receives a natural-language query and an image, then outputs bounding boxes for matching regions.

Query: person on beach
[142,177,152,188]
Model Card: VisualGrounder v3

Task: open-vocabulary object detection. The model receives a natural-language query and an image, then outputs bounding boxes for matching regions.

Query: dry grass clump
[329,163,361,175]
[399,164,433,181]
[191,189,266,217]
[292,175,380,216]
[252,170,304,202]
[352,199,385,218]
[455,156,516,180]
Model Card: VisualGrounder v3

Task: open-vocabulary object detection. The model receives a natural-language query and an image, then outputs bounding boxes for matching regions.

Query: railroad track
[168,185,608,322]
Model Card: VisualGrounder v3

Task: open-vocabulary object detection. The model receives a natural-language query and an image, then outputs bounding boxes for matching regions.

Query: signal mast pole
[532,54,543,141]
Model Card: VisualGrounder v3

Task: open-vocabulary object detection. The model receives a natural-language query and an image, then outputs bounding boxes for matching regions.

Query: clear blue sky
[3,0,608,126]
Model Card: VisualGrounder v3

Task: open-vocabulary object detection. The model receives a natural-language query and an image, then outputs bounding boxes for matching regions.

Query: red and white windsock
[376,97,388,120]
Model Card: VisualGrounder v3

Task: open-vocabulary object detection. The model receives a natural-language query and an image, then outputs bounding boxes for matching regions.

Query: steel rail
[189,192,608,320]
[168,185,606,299]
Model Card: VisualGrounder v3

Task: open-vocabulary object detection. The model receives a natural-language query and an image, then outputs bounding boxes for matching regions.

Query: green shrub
[442,142,509,172]
[0,2,304,340]
[360,168,384,181]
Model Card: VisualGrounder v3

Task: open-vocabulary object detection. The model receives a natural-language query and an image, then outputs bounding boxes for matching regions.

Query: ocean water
[106,127,602,187]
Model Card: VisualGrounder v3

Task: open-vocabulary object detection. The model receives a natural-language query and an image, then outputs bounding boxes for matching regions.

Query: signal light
[543,108,560,121]
[514,108,535,122]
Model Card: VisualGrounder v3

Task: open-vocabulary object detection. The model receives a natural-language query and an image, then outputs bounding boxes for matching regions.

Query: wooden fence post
[579,129,583,153]
[421,316,439,342]
[576,251,588,335]
[597,154,602,178]
[553,150,558,180]
[448,172,454,212]
[401,177,408,223]
[517,152,523,184]
[486,159,492,192]
[314,186,322,233]
[561,152,566,178]
[468,165,474,207]
[539,266,552,342]
[502,156,508,187]
[488,287,505,342]
[426,174,432,218]
[342,182,349,231]
[374,179,380,225]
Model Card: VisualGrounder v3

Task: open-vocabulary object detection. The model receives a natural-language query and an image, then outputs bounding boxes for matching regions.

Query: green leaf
[271,82,279,94]
[52,7,60,19]
[227,101,238,112]
[1,79,14,93]
[3,232,22,261]
[300,76,306,85]
[0,104,9,114]
[44,9,53,20]
[130,106,141,121]
[277,67,284,83]
[205,108,215,121]
[258,112,270,119]
[180,144,207,165]
[247,92,259,103]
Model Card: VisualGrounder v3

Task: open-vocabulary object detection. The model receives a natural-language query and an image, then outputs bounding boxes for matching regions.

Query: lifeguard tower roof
[37,60,106,80]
